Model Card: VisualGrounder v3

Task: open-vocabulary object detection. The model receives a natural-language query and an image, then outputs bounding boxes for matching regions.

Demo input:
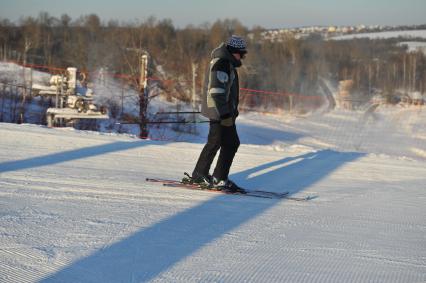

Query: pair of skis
[146,177,315,201]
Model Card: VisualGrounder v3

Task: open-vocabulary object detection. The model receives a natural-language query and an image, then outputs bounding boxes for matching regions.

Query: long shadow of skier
[40,149,364,283]
[0,122,301,175]
[0,140,150,174]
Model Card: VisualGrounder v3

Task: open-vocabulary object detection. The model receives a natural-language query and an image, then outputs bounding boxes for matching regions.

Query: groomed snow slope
[0,108,425,282]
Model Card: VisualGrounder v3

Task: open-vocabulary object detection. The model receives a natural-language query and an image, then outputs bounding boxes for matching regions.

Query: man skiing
[184,35,247,193]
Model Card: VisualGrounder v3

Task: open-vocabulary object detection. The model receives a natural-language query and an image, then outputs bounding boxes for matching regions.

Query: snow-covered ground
[398,41,426,55]
[1,104,425,282]
[331,29,426,40]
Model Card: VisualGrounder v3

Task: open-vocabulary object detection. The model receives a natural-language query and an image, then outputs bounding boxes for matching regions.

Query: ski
[163,183,289,199]
[146,178,315,201]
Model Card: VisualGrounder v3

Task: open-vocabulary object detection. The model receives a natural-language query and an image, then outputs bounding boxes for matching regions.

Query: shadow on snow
[0,140,149,174]
[39,149,364,282]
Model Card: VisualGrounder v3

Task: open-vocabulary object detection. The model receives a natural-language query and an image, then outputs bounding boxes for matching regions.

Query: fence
[0,60,327,139]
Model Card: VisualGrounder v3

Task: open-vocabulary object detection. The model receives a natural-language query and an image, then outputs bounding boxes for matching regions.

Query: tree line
[1,12,425,111]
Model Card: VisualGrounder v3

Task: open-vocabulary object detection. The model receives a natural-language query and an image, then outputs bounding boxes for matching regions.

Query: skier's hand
[220,117,233,127]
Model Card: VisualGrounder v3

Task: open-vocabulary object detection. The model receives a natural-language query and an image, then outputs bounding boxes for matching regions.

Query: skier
[184,35,247,193]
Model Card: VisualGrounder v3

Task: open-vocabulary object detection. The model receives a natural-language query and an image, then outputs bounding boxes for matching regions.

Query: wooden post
[0,83,5,122]
[121,79,124,118]
[191,62,198,134]
[368,64,372,96]
[139,53,149,139]
[19,69,27,124]
[402,54,407,92]
[412,55,417,91]
[289,94,294,113]
[47,114,54,127]
[192,62,198,109]
[53,77,59,127]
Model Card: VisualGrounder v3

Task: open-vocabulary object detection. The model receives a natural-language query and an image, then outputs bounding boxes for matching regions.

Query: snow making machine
[32,67,108,127]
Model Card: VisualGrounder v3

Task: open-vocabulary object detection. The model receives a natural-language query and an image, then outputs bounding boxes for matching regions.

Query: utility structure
[122,48,151,138]
[31,67,108,127]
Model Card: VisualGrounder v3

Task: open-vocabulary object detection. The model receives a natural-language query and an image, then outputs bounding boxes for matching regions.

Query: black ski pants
[193,121,240,181]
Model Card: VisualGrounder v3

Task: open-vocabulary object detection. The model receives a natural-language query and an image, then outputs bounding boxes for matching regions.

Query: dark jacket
[201,43,241,121]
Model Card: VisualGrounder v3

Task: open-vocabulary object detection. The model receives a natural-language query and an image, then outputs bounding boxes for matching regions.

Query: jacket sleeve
[208,59,232,119]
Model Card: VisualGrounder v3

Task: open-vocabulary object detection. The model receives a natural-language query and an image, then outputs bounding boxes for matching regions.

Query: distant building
[328,26,337,33]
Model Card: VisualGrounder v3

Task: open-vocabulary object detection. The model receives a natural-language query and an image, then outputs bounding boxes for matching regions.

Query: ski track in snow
[1,107,426,282]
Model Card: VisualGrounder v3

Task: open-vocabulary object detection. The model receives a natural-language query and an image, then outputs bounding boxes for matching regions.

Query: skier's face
[233,52,246,61]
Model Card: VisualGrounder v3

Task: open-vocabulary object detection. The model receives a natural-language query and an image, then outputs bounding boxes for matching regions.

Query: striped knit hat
[226,35,247,54]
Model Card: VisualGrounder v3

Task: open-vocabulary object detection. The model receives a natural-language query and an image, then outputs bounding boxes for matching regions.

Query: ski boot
[182,172,212,189]
[212,178,247,194]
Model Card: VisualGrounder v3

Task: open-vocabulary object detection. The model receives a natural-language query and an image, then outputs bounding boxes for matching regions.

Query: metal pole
[60,74,64,109]
[55,82,59,108]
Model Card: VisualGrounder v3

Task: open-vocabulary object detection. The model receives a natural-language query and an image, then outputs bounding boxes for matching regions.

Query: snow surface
[331,29,426,40]
[1,104,426,282]
[398,41,426,55]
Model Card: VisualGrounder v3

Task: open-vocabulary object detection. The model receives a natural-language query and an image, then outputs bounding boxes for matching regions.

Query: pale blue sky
[1,0,425,28]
